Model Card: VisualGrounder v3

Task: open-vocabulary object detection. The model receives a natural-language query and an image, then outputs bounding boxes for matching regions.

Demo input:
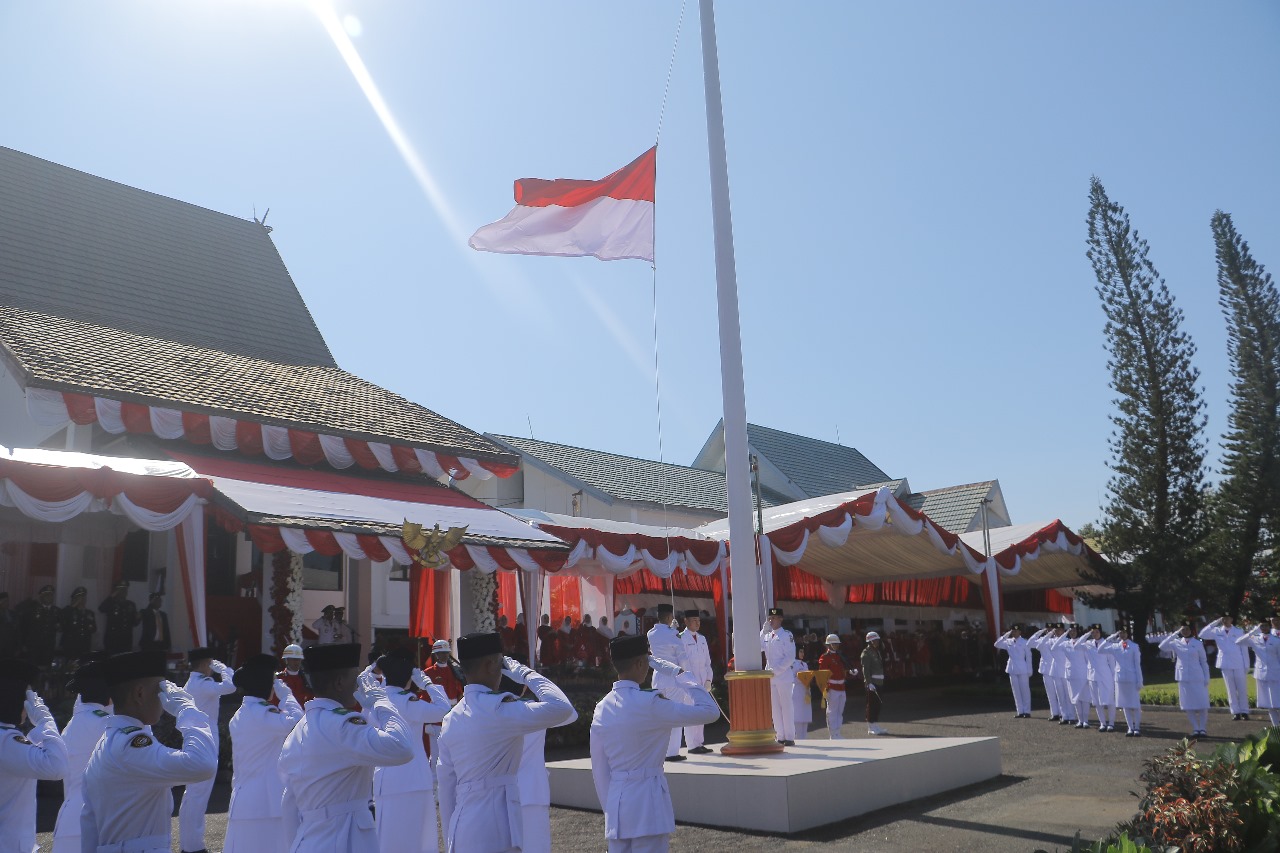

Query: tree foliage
[1083,177,1207,636]
[1205,211,1280,616]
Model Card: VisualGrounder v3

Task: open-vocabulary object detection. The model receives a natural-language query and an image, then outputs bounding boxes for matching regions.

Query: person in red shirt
[498,615,518,654]
[420,638,465,766]
[271,642,313,706]
[817,633,853,739]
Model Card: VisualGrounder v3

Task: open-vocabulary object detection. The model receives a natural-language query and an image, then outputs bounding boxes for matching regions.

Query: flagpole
[699,0,777,754]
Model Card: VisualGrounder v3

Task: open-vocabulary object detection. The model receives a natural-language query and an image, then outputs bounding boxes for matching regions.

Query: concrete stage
[548,737,1002,834]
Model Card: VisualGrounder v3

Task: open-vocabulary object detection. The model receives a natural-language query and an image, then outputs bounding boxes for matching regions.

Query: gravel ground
[35,687,1261,852]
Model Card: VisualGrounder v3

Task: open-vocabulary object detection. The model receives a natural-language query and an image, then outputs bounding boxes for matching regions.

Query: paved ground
[35,687,1263,852]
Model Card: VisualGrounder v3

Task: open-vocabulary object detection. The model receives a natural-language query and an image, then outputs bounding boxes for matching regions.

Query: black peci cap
[67,660,110,704]
[377,654,413,687]
[188,647,215,665]
[768,607,784,617]
[303,643,362,673]
[38,584,54,595]
[103,650,168,687]
[232,654,278,697]
[457,632,504,662]
[684,610,700,619]
[656,603,674,615]
[610,633,649,662]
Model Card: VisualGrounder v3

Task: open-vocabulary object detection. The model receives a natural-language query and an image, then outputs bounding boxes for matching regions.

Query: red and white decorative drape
[26,388,518,482]
[539,524,727,578]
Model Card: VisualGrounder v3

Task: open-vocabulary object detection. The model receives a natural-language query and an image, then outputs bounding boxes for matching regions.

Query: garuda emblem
[402,521,468,568]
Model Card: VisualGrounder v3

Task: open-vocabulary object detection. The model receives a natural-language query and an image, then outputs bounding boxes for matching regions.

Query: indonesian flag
[469,147,655,263]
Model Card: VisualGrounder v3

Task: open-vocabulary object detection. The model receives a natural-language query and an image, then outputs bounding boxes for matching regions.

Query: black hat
[1090,623,1103,632]
[321,605,336,613]
[377,654,413,688]
[0,658,39,690]
[232,654,278,697]
[103,650,168,686]
[303,643,362,673]
[114,580,128,590]
[149,591,163,600]
[38,584,54,595]
[768,607,784,617]
[71,586,87,598]
[457,632,504,662]
[610,633,649,662]
[683,609,700,619]
[67,660,110,704]
[188,647,215,665]
[1180,620,1194,629]
[656,603,674,615]
[1010,623,1023,632]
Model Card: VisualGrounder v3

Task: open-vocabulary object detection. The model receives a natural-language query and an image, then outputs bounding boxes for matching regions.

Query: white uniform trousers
[667,726,683,756]
[1222,668,1249,714]
[376,790,438,853]
[1256,678,1279,709]
[1042,675,1061,717]
[769,677,795,741]
[608,834,669,853]
[683,722,705,749]
[179,774,217,851]
[224,816,287,853]
[1009,675,1031,715]
[521,804,551,853]
[825,690,846,738]
[1050,677,1074,720]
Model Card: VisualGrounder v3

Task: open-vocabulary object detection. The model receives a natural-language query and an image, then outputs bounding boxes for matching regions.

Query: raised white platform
[549,737,1002,834]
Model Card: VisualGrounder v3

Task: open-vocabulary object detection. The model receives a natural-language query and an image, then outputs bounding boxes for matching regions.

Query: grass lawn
[1139,673,1256,707]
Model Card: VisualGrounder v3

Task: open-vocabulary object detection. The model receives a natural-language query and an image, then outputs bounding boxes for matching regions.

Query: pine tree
[1206,211,1280,615]
[1083,177,1208,639]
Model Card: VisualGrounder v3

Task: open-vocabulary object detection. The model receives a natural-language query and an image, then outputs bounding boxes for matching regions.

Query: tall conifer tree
[1207,211,1280,615]
[1084,178,1207,638]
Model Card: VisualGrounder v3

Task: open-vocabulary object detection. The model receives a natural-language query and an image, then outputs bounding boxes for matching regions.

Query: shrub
[1116,740,1244,852]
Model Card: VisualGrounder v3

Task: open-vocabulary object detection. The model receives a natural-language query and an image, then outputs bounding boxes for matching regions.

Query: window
[303,552,344,591]
[204,518,238,596]
[121,531,150,583]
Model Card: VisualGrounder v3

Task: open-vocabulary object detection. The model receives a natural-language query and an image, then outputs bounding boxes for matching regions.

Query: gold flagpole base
[719,669,784,755]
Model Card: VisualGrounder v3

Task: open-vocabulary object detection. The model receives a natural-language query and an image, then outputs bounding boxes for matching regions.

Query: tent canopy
[511,509,724,578]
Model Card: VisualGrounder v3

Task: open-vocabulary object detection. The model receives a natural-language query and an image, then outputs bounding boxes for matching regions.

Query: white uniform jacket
[186,669,237,722]
[1074,637,1117,684]
[590,675,720,841]
[994,634,1032,676]
[1098,637,1143,685]
[1159,634,1211,684]
[372,684,448,797]
[1238,631,1280,682]
[311,618,337,645]
[437,672,574,853]
[278,697,415,853]
[646,623,685,694]
[1200,621,1249,671]
[52,699,110,852]
[81,708,217,853]
[227,693,303,823]
[679,629,714,687]
[0,707,67,853]
[1027,629,1062,677]
[760,626,797,683]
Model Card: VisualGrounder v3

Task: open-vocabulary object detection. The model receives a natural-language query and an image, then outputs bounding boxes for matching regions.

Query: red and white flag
[469,147,655,263]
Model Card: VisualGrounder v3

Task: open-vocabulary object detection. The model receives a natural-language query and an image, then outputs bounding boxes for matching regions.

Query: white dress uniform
[993,632,1032,716]
[81,705,218,853]
[517,701,579,853]
[1159,633,1211,733]
[1053,633,1089,725]
[1238,628,1280,725]
[223,691,304,853]
[437,668,574,853]
[677,628,713,750]
[1200,619,1250,716]
[1098,634,1144,734]
[0,693,68,853]
[791,659,813,739]
[1026,629,1062,719]
[278,695,415,853]
[51,698,111,853]
[373,684,449,853]
[646,621,687,757]
[180,663,237,852]
[590,669,720,852]
[311,618,337,645]
[760,623,797,742]
[1076,636,1117,728]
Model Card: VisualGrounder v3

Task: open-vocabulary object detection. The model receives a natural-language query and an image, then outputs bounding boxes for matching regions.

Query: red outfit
[817,651,848,691]
[421,660,464,703]
[272,667,314,706]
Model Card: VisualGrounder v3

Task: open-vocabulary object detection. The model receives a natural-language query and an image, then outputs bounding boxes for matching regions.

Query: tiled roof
[0,307,513,461]
[745,423,891,498]
[0,146,334,367]
[905,481,996,535]
[493,434,787,514]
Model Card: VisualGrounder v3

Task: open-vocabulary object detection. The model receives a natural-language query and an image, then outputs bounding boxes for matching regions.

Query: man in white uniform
[371,654,449,853]
[312,606,338,645]
[180,647,237,853]
[52,661,112,853]
[1238,620,1280,726]
[0,658,67,853]
[678,610,715,754]
[590,633,720,853]
[278,642,415,853]
[223,654,304,853]
[81,650,218,853]
[1200,614,1250,720]
[760,607,797,745]
[994,623,1033,718]
[437,631,575,853]
[645,604,687,761]
[517,690,579,853]
[1159,621,1212,736]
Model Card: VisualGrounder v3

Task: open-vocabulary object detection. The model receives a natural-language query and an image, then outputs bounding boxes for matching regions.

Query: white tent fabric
[958,520,1097,591]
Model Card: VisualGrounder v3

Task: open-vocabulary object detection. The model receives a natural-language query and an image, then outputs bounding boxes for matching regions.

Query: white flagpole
[699,0,763,672]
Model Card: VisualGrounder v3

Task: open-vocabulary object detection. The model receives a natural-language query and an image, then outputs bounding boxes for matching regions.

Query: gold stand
[720,670,784,755]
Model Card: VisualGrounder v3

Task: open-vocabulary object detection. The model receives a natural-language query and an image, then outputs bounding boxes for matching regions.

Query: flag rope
[655,0,688,147]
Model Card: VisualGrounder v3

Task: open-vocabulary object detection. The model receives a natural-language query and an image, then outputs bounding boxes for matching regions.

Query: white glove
[867,682,878,693]
[159,681,197,717]
[24,690,53,727]
[211,660,231,677]
[355,675,387,709]
[704,680,713,690]
[648,656,683,679]
[273,679,293,702]
[502,656,533,686]
[411,668,431,690]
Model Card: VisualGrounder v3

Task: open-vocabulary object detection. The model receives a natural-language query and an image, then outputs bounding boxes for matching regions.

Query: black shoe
[1243,714,1251,721]
[688,746,713,754]
[782,740,796,746]
[1049,715,1061,721]
[665,755,687,762]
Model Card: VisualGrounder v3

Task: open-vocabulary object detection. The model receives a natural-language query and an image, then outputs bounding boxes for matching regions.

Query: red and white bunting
[537,524,727,579]
[26,388,518,482]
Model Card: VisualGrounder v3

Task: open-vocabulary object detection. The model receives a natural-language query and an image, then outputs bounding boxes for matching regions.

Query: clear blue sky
[3,1,1278,530]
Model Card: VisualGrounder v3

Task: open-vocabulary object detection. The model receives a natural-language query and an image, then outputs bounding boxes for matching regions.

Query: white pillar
[700,0,762,669]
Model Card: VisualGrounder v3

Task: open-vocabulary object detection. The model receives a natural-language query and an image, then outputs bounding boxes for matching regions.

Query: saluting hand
[158,681,197,717]
[502,656,533,685]
[272,679,293,703]
[648,656,683,679]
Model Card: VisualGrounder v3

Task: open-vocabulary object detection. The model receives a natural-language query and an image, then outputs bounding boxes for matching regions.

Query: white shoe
[870,724,887,735]
[867,727,880,735]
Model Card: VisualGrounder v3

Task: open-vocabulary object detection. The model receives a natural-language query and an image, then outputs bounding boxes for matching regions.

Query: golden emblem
[402,521,468,568]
